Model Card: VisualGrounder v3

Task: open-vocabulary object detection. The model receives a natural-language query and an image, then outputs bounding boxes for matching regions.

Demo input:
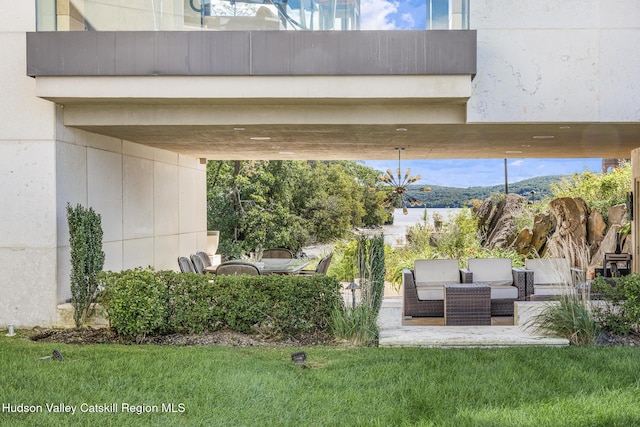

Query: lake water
[381,208,463,247]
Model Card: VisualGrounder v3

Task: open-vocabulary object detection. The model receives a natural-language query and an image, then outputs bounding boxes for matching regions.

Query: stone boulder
[591,224,621,269]
[512,227,534,256]
[484,194,527,248]
[530,211,555,256]
[608,204,628,226]
[475,197,495,234]
[547,197,590,269]
[587,209,607,256]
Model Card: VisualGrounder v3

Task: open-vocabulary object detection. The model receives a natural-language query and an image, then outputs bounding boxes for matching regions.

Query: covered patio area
[377,297,570,348]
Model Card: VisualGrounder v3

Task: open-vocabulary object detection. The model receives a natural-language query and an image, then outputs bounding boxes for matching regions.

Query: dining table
[252,258,310,275]
[205,258,309,275]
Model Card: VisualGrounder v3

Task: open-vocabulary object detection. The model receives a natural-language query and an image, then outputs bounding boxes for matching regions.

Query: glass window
[36,0,57,31]
[427,0,469,30]
[36,0,469,32]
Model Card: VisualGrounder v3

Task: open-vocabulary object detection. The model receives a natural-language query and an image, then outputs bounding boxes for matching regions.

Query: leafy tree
[206,160,388,258]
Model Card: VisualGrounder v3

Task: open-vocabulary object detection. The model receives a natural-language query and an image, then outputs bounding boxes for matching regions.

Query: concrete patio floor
[377,296,570,348]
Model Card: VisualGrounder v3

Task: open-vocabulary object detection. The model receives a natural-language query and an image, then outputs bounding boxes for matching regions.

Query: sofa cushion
[417,284,517,301]
[416,286,445,301]
[490,285,518,300]
[525,258,572,286]
[468,258,513,286]
[534,284,569,296]
[414,259,460,287]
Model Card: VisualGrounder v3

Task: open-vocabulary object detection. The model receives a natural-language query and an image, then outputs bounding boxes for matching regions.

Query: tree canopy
[207,160,388,258]
[550,161,631,219]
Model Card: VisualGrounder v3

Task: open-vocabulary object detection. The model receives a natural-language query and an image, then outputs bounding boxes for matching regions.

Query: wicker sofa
[403,258,526,318]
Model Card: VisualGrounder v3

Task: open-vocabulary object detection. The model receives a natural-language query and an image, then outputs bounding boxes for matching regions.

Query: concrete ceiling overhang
[27,30,640,160]
[37,75,640,160]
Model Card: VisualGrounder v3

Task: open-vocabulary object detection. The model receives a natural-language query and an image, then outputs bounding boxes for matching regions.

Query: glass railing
[36,0,469,32]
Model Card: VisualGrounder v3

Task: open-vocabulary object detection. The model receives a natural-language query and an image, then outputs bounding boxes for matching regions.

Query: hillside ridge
[408,175,565,208]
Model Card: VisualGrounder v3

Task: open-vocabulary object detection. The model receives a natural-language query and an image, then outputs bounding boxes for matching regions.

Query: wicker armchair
[461,258,527,316]
[403,259,462,317]
[524,258,586,300]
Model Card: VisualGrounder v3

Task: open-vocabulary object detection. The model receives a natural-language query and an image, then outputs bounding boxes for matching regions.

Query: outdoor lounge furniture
[523,258,586,300]
[178,256,196,273]
[262,248,294,259]
[215,261,261,276]
[462,258,526,316]
[402,259,463,318]
[444,284,491,326]
[596,252,632,278]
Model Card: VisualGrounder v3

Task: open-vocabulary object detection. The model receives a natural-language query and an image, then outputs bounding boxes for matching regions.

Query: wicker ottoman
[444,284,491,326]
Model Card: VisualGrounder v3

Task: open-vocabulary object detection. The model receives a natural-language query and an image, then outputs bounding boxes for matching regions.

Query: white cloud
[510,160,524,167]
[401,12,415,28]
[361,0,399,30]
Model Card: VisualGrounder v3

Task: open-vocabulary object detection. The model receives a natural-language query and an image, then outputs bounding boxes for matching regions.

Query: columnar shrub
[66,203,105,327]
[331,233,385,346]
[357,233,386,316]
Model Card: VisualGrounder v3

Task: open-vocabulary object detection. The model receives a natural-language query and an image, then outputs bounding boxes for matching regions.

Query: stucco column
[632,149,640,273]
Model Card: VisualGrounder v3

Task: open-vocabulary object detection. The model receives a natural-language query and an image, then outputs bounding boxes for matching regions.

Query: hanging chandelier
[378,148,431,215]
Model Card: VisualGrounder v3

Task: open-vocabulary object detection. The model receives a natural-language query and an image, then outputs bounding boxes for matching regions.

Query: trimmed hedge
[99,269,342,339]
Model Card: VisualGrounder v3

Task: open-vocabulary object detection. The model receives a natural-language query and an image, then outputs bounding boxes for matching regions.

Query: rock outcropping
[475,195,629,274]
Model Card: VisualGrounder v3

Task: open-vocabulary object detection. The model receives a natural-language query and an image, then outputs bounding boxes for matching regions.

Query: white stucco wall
[54,110,207,305]
[469,0,640,123]
[0,2,59,326]
[0,3,207,327]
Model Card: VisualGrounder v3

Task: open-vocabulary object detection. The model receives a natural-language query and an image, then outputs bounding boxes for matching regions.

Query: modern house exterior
[1,1,639,327]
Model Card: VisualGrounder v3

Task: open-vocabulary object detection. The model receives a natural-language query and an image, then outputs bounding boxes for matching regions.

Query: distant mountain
[405,175,565,208]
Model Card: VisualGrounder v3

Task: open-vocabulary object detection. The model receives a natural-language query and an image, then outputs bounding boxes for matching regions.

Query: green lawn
[1,333,640,426]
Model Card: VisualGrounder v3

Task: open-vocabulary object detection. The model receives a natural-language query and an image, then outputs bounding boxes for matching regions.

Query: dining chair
[299,253,333,275]
[195,251,212,268]
[178,256,195,273]
[262,248,294,259]
[215,262,261,276]
[190,253,206,275]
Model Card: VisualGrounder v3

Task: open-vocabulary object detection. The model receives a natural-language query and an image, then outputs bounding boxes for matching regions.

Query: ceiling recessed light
[559,126,571,129]
[533,135,555,139]
[521,144,531,148]
[233,127,245,131]
[505,150,522,154]
[278,151,295,155]
[395,128,407,132]
[250,137,271,141]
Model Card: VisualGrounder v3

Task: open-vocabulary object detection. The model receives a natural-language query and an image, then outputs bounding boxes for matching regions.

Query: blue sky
[359,3,601,188]
[361,0,442,30]
[361,158,602,188]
